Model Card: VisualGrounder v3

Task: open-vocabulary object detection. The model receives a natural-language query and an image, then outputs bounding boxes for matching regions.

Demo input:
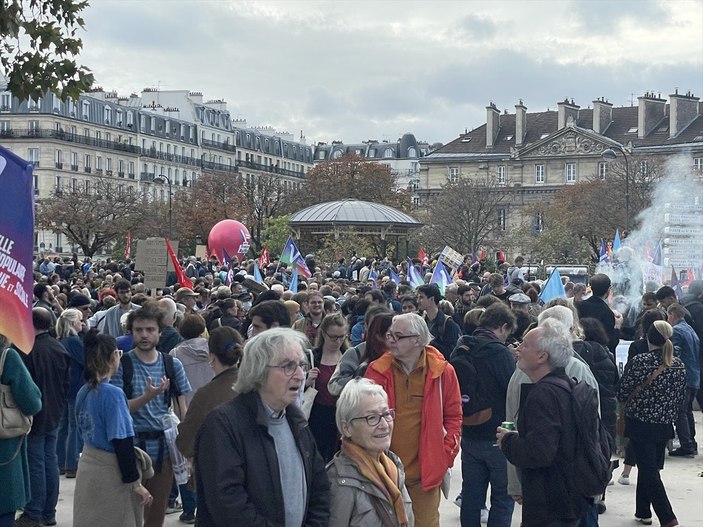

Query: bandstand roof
[288,199,422,238]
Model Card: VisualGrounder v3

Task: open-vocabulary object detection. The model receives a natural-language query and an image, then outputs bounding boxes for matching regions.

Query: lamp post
[154,174,172,240]
[601,145,630,235]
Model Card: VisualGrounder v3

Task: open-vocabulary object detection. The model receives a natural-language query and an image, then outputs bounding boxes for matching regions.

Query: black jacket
[450,329,515,440]
[572,340,619,439]
[21,332,69,433]
[577,296,619,353]
[501,369,589,527]
[194,391,330,527]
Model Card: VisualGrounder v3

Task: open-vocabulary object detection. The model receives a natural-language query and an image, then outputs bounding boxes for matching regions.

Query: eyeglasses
[385,332,419,341]
[115,349,123,358]
[325,333,346,342]
[268,360,310,376]
[349,409,396,427]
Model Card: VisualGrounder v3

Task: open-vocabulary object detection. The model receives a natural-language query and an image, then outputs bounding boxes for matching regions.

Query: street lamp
[153,174,172,240]
[601,145,631,235]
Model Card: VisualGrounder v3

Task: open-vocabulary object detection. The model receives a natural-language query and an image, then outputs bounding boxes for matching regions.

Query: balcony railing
[201,138,235,152]
[0,129,142,155]
[234,159,305,179]
[55,162,63,169]
[201,160,237,174]
[140,172,155,181]
[141,149,201,166]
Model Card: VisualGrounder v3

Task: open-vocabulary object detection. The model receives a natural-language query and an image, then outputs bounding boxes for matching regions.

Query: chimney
[669,89,700,138]
[592,98,613,134]
[515,100,527,146]
[557,98,580,129]
[637,92,666,138]
[486,102,500,148]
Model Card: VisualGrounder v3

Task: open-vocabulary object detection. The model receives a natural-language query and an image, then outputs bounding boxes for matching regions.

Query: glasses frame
[267,360,310,376]
[349,409,396,427]
[385,332,419,342]
[325,332,347,342]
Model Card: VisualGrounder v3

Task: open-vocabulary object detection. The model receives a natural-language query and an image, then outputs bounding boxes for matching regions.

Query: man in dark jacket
[681,280,703,411]
[577,273,619,354]
[195,327,329,527]
[451,303,516,527]
[18,308,70,527]
[497,320,590,527]
[418,284,462,360]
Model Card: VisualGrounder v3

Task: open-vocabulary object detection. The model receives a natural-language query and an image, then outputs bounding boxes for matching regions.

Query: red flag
[259,245,270,270]
[124,231,131,259]
[418,248,427,263]
[165,239,191,288]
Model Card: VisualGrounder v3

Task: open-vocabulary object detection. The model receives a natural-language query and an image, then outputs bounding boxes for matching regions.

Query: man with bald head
[157,296,184,354]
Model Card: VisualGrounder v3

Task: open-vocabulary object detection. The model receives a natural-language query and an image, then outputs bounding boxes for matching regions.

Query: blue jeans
[25,428,60,521]
[578,502,599,527]
[57,398,82,471]
[460,437,514,527]
[0,511,15,527]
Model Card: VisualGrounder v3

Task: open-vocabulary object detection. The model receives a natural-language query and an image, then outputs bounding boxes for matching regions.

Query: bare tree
[426,178,512,254]
[36,177,150,257]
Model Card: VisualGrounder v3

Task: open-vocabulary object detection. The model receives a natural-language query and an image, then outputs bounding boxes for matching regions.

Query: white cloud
[79,0,703,145]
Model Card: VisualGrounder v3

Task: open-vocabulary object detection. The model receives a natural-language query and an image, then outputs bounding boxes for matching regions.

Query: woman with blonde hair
[307,312,350,462]
[56,308,85,479]
[617,320,686,527]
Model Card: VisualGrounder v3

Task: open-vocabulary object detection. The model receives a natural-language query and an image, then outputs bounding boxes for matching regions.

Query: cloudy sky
[80,0,702,146]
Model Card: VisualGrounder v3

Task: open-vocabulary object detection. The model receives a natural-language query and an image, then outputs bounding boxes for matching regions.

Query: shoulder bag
[301,349,318,420]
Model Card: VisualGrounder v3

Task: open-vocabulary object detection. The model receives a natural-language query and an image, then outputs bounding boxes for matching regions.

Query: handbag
[0,347,33,440]
[438,375,452,499]
[301,349,318,420]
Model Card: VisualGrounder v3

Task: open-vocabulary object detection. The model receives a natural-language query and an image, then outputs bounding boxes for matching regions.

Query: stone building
[419,91,703,238]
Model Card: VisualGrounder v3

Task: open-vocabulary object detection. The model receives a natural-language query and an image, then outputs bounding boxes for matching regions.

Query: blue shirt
[76,381,134,453]
[672,320,701,389]
[110,350,191,461]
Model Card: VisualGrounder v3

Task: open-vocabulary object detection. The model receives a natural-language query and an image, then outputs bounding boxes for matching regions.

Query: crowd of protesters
[0,249,699,527]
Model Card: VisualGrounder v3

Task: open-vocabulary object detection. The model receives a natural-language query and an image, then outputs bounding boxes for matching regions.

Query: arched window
[408,147,417,158]
[384,148,393,158]
[332,150,342,159]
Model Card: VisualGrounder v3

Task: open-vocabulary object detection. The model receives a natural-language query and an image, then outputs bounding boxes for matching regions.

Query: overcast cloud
[80,0,703,146]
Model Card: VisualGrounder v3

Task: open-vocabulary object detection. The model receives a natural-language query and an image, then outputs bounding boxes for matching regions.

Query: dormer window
[383,148,393,158]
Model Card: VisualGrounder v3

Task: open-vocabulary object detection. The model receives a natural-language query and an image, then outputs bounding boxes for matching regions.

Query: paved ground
[46,416,702,526]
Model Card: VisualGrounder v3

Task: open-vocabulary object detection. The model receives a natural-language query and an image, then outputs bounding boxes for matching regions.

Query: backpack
[450,342,493,425]
[428,313,453,358]
[120,352,181,407]
[543,376,615,497]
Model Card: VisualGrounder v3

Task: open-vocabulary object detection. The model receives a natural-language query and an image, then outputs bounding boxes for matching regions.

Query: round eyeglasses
[267,360,310,376]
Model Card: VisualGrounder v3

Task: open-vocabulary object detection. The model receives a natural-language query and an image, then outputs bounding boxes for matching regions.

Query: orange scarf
[341,438,409,526]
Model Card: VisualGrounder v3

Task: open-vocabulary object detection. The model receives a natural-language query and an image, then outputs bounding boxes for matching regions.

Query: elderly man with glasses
[195,327,330,527]
[365,312,462,527]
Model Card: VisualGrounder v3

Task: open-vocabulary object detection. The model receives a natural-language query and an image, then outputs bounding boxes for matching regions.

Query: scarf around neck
[341,438,409,526]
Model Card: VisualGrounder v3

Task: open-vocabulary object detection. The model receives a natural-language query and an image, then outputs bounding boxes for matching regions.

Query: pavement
[45,415,703,526]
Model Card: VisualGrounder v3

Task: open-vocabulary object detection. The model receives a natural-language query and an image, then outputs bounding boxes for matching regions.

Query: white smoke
[598,153,703,324]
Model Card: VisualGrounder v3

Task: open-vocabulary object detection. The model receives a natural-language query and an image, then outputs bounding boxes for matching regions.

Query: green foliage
[316,232,373,270]
[260,215,290,257]
[1,0,94,101]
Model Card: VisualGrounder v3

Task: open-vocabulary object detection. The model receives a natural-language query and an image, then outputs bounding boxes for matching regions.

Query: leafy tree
[36,177,151,257]
[286,154,412,213]
[260,215,290,257]
[1,0,94,101]
[316,232,373,271]
[426,178,512,255]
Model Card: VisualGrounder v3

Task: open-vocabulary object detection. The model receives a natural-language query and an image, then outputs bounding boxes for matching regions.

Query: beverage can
[501,421,516,431]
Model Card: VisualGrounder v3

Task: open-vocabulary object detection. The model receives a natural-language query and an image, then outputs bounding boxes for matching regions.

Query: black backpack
[450,342,493,425]
[543,376,615,497]
[120,352,181,407]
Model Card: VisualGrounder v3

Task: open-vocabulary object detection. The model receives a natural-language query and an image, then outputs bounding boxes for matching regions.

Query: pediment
[516,125,620,159]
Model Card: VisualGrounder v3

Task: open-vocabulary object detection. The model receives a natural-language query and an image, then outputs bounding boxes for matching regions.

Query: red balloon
[208,220,251,263]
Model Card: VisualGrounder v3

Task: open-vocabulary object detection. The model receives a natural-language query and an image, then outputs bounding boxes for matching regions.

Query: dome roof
[289,199,421,226]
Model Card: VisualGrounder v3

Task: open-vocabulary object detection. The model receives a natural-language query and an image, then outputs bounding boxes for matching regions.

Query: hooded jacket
[364,346,462,492]
[171,337,213,404]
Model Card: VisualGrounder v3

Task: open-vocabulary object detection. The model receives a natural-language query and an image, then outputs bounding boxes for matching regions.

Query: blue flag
[289,268,299,293]
[0,146,36,352]
[599,239,609,264]
[651,241,662,266]
[406,258,424,289]
[253,264,264,285]
[222,247,233,266]
[539,267,566,303]
[369,268,378,289]
[389,268,401,285]
[671,266,683,299]
[430,262,452,296]
[613,229,622,253]
[280,236,311,278]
